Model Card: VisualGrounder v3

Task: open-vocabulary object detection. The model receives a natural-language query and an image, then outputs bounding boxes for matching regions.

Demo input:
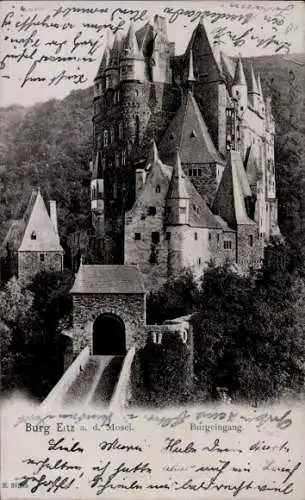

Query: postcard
[0,1,305,498]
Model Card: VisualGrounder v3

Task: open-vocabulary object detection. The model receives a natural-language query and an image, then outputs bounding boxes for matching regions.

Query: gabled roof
[18,190,63,252]
[184,174,225,229]
[70,264,146,294]
[213,150,255,228]
[159,92,224,165]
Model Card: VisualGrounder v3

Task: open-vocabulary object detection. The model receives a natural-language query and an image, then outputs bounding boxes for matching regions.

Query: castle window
[165,207,172,215]
[198,169,202,177]
[103,130,108,147]
[115,152,120,167]
[166,232,171,241]
[224,240,232,249]
[194,232,198,240]
[217,233,220,242]
[188,168,192,176]
[31,231,36,240]
[170,132,174,139]
[40,253,45,262]
[110,126,114,144]
[135,115,140,145]
[209,232,211,240]
[156,185,161,193]
[97,191,103,200]
[134,233,141,240]
[152,232,160,244]
[118,122,123,140]
[198,257,201,265]
[193,169,197,176]
[180,207,186,214]
[121,149,126,165]
[148,206,156,216]
[249,234,253,247]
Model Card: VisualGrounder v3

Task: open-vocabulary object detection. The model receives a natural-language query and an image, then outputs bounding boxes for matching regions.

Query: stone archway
[92,313,126,355]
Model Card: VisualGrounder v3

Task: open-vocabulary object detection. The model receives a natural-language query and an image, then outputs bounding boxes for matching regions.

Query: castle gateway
[70,264,146,356]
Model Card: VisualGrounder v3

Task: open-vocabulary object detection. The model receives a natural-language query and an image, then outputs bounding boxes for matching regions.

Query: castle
[90,16,280,288]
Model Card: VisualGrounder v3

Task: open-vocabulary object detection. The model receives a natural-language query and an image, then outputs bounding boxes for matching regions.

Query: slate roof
[70,265,146,294]
[167,152,189,200]
[19,190,63,252]
[233,58,247,86]
[159,92,224,165]
[244,146,262,187]
[213,150,255,228]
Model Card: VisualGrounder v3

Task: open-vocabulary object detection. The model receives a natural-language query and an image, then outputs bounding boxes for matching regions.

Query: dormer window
[190,129,197,138]
[156,185,161,193]
[31,231,36,240]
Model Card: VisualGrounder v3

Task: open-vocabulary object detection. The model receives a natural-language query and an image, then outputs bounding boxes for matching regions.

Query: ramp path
[62,355,124,407]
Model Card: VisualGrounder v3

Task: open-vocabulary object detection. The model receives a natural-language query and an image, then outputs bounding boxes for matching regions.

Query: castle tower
[105,35,120,89]
[165,152,190,274]
[18,189,64,283]
[232,57,247,113]
[256,73,265,116]
[120,22,146,82]
[91,151,104,248]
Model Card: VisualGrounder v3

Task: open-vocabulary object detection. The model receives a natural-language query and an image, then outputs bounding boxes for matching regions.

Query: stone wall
[72,293,146,355]
[18,251,63,284]
[236,225,264,272]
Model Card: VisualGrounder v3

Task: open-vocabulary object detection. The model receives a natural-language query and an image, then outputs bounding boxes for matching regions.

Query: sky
[0,0,304,107]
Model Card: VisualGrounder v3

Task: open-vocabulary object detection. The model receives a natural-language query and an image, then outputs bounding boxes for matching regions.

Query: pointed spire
[249,63,258,94]
[233,58,246,86]
[95,45,110,78]
[109,34,120,67]
[123,22,140,57]
[257,73,263,96]
[168,151,189,200]
[152,140,159,163]
[187,49,196,82]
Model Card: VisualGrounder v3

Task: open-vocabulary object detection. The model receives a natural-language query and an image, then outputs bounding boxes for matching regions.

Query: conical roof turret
[109,34,120,67]
[233,57,246,86]
[95,44,110,79]
[123,22,140,57]
[249,63,259,94]
[167,151,189,200]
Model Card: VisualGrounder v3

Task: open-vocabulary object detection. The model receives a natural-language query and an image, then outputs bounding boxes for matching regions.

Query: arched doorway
[92,313,126,355]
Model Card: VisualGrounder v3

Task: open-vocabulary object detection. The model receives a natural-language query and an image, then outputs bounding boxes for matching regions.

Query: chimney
[49,201,58,234]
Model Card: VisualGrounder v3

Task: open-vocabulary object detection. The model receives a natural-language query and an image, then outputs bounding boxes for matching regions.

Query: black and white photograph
[0,1,304,498]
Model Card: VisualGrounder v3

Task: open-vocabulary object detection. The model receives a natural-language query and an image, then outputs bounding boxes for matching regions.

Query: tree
[146,268,200,324]
[193,247,305,403]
